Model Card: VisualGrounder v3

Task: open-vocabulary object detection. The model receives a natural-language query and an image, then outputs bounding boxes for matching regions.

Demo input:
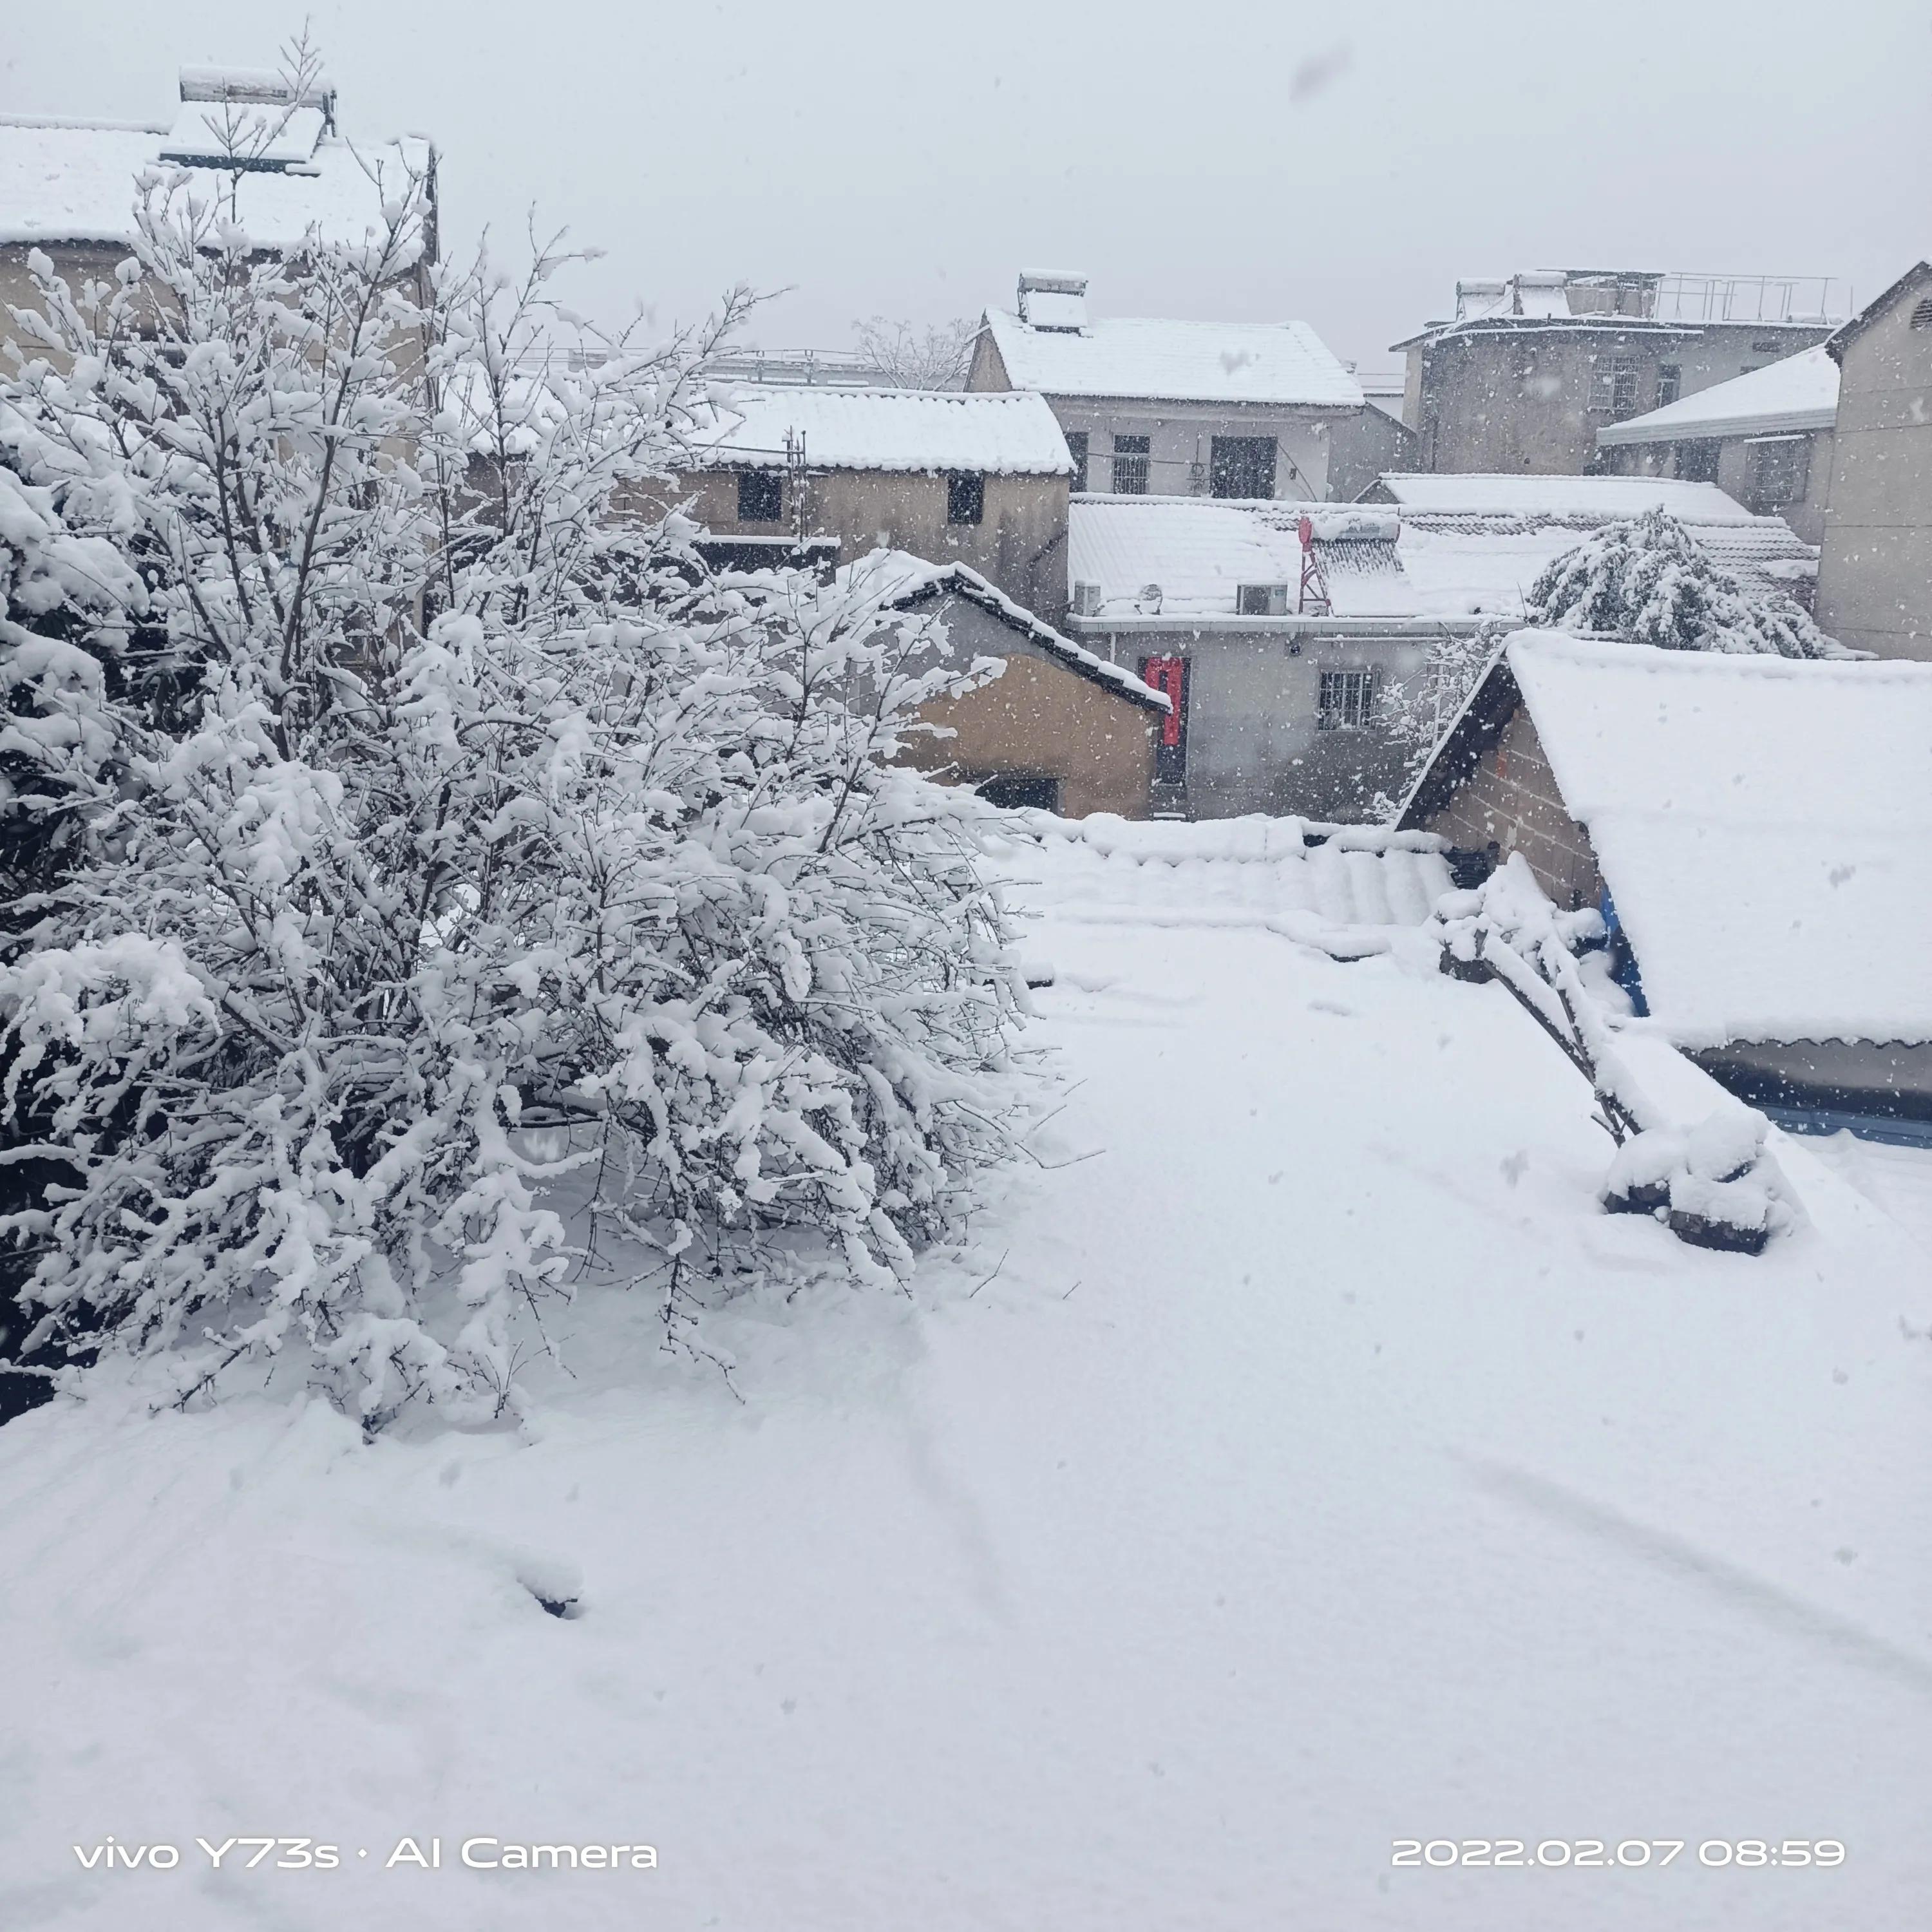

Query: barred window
[1065,431,1090,493]
[1112,434,1151,495]
[1590,357,1640,419]
[1318,668,1377,730]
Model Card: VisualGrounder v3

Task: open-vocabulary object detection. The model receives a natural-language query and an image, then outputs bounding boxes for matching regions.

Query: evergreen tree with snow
[0,156,1026,1426]
[1527,506,1840,658]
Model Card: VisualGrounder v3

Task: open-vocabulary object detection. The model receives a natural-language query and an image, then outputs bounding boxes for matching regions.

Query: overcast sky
[5,0,1926,371]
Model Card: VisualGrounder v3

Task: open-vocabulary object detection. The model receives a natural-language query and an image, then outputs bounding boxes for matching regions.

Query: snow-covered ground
[3,822,1929,1930]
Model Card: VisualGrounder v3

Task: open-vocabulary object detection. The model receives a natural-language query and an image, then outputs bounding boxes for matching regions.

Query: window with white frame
[1318,668,1377,730]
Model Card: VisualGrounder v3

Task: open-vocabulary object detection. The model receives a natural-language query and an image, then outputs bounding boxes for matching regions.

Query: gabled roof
[686,384,1072,475]
[1824,260,1932,363]
[981,310,1361,408]
[1068,489,1817,625]
[1595,345,1839,447]
[0,114,432,258]
[1406,632,1932,1047]
[837,551,1168,711]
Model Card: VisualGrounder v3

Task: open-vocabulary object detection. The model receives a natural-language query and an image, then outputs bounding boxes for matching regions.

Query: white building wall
[1045,397,1336,502]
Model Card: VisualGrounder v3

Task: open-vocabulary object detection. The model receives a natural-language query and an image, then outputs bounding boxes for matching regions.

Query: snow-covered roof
[1365,474,1763,522]
[1506,632,1932,1046]
[687,385,1071,475]
[837,550,1168,710]
[0,113,433,258]
[1065,494,1817,625]
[1595,345,1840,448]
[982,310,1362,408]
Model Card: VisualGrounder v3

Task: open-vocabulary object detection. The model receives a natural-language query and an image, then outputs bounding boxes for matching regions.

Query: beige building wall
[1815,270,1932,660]
[1,243,133,366]
[672,466,1071,626]
[892,595,1156,818]
[1424,704,1602,908]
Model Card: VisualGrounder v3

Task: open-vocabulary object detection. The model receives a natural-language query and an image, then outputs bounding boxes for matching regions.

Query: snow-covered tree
[1527,506,1841,658]
[851,316,977,390]
[1370,622,1506,820]
[0,158,1026,1428]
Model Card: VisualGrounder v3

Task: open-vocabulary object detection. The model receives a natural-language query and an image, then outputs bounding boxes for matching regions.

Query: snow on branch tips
[1527,506,1842,659]
[0,172,1030,1426]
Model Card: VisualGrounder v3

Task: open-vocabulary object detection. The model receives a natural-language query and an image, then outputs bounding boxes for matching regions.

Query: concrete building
[967,274,1362,505]
[674,385,1074,624]
[1399,632,1932,1141]
[1593,346,1839,545]
[1392,271,1841,478]
[1065,477,1817,821]
[851,556,1168,819]
[1814,261,1932,660]
[0,66,437,353]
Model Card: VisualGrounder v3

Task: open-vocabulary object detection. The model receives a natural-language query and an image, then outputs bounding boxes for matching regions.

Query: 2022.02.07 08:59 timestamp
[1391,1840,1846,1870]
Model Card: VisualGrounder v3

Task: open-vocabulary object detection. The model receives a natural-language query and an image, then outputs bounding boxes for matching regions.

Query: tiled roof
[687,385,1072,475]
[0,115,432,258]
[1065,490,1817,623]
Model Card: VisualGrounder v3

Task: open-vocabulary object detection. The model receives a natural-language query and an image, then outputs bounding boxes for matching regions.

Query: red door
[1140,655,1189,784]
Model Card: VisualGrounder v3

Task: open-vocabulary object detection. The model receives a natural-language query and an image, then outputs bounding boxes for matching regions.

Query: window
[1317,668,1376,730]
[1065,431,1090,493]
[1112,433,1150,495]
[946,472,985,524]
[975,773,1059,811]
[737,469,783,522]
[1676,439,1721,483]
[1236,583,1289,616]
[1911,298,1932,330]
[1590,357,1640,419]
[1744,435,1809,511]
[1656,364,1682,408]
[1209,435,1278,499]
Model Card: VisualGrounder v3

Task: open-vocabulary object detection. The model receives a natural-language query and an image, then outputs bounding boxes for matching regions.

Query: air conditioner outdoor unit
[1237,583,1290,616]
[1070,581,1104,617]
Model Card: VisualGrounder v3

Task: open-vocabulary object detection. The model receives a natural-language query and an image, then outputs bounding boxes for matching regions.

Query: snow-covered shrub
[0,166,1026,1426]
[1528,507,1840,658]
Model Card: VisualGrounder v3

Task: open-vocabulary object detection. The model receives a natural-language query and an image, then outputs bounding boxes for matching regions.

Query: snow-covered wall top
[1066,496,1815,624]
[1370,474,1763,521]
[983,311,1363,408]
[687,385,1072,475]
[1508,632,1932,1047]
[0,117,432,256]
[1595,345,1840,447]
